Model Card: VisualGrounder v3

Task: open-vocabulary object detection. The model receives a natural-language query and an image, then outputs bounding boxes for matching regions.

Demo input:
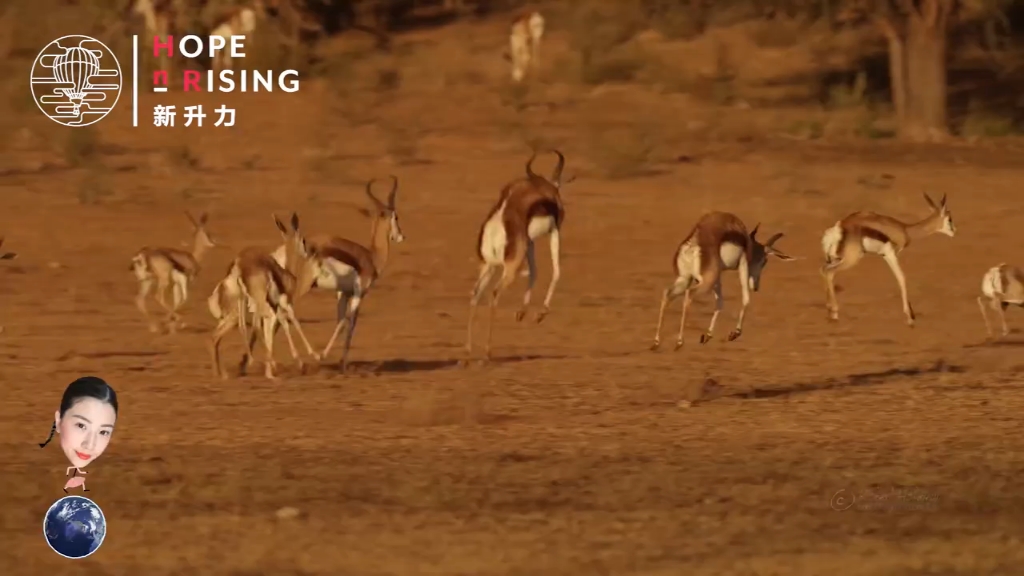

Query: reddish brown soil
[4,80,1024,574]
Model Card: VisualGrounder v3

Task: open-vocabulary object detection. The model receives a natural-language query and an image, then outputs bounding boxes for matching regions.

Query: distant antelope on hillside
[651,212,796,351]
[467,150,570,359]
[131,212,217,334]
[978,263,1024,338]
[268,178,406,372]
[507,10,544,82]
[0,237,17,335]
[820,193,955,325]
[209,0,280,72]
[126,0,176,72]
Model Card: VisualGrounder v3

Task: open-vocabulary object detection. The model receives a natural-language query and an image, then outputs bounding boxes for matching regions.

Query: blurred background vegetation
[3,0,1024,182]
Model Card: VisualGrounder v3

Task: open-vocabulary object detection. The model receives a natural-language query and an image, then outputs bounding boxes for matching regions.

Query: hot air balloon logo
[31,35,122,128]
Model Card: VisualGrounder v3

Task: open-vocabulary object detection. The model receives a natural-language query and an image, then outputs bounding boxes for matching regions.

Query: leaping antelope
[978,263,1024,338]
[821,193,955,325]
[208,213,322,380]
[268,178,405,372]
[210,0,279,73]
[508,11,544,82]
[0,237,16,335]
[651,212,796,350]
[467,150,568,359]
[131,211,217,334]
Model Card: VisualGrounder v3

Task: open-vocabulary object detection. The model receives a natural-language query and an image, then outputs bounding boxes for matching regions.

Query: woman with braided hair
[39,376,118,494]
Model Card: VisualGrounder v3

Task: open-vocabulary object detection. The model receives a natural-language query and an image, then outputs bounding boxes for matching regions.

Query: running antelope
[467,150,568,359]
[978,263,1024,338]
[268,178,405,372]
[0,237,16,335]
[208,213,321,380]
[651,212,796,350]
[131,211,217,333]
[508,11,544,82]
[820,193,955,325]
[210,0,279,73]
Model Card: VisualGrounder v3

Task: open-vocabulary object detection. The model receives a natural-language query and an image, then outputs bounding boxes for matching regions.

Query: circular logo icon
[830,489,856,511]
[30,35,122,127]
[43,495,107,559]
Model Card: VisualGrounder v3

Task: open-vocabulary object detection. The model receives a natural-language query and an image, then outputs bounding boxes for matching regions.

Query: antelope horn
[550,149,565,186]
[386,175,398,209]
[365,179,386,210]
[525,151,539,179]
[765,232,783,247]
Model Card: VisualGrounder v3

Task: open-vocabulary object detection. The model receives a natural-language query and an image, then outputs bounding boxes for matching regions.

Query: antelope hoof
[699,333,712,344]
[515,309,526,322]
[727,329,742,341]
[535,309,549,323]
[310,352,322,362]
[148,324,160,334]
[650,340,660,351]
[218,370,230,380]
[673,340,684,351]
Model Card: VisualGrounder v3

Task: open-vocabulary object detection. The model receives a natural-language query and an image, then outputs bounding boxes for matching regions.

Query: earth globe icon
[43,495,106,559]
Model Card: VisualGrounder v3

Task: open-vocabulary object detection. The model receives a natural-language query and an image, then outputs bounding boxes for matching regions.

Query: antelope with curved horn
[651,212,796,350]
[978,263,1024,338]
[268,177,405,372]
[820,193,955,325]
[131,211,217,333]
[208,212,322,380]
[0,237,16,335]
[467,150,567,359]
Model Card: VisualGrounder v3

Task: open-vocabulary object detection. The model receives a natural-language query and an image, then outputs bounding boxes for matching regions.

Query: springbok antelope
[0,237,16,335]
[131,211,216,334]
[208,213,322,380]
[651,212,796,350]
[268,178,405,372]
[820,193,955,325]
[127,0,175,72]
[508,11,544,82]
[978,263,1024,338]
[467,150,568,359]
[210,0,279,73]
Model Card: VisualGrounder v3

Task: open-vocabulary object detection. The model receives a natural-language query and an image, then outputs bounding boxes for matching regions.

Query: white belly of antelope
[718,242,744,270]
[527,215,555,240]
[318,258,361,295]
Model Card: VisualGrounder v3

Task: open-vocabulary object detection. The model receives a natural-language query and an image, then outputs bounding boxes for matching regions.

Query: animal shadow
[732,360,966,400]
[329,354,570,374]
[56,350,166,361]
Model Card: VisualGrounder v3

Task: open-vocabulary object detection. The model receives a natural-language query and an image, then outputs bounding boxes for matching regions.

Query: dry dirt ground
[4,70,1024,574]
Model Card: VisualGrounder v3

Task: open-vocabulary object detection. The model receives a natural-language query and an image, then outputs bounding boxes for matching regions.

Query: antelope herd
[0,150,1020,377]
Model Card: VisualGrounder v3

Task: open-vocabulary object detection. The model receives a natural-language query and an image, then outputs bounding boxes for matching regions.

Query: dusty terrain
[4,12,1024,575]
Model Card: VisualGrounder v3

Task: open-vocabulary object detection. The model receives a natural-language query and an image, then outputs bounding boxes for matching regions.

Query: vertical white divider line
[132,35,138,127]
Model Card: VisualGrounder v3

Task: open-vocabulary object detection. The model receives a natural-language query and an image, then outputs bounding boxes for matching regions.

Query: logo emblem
[30,35,122,128]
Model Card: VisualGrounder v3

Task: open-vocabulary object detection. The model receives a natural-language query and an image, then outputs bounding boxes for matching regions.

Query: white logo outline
[30,34,123,128]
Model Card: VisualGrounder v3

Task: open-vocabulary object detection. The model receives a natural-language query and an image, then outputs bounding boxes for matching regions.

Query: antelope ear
[769,249,799,261]
[940,193,947,208]
[198,212,208,225]
[923,192,937,210]
[273,215,287,234]
[290,212,300,231]
[749,223,760,240]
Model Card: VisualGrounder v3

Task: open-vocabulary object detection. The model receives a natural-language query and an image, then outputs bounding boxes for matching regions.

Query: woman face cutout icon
[40,376,119,469]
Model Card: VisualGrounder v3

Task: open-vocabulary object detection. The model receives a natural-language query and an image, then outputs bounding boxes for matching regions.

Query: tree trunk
[877,0,953,142]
